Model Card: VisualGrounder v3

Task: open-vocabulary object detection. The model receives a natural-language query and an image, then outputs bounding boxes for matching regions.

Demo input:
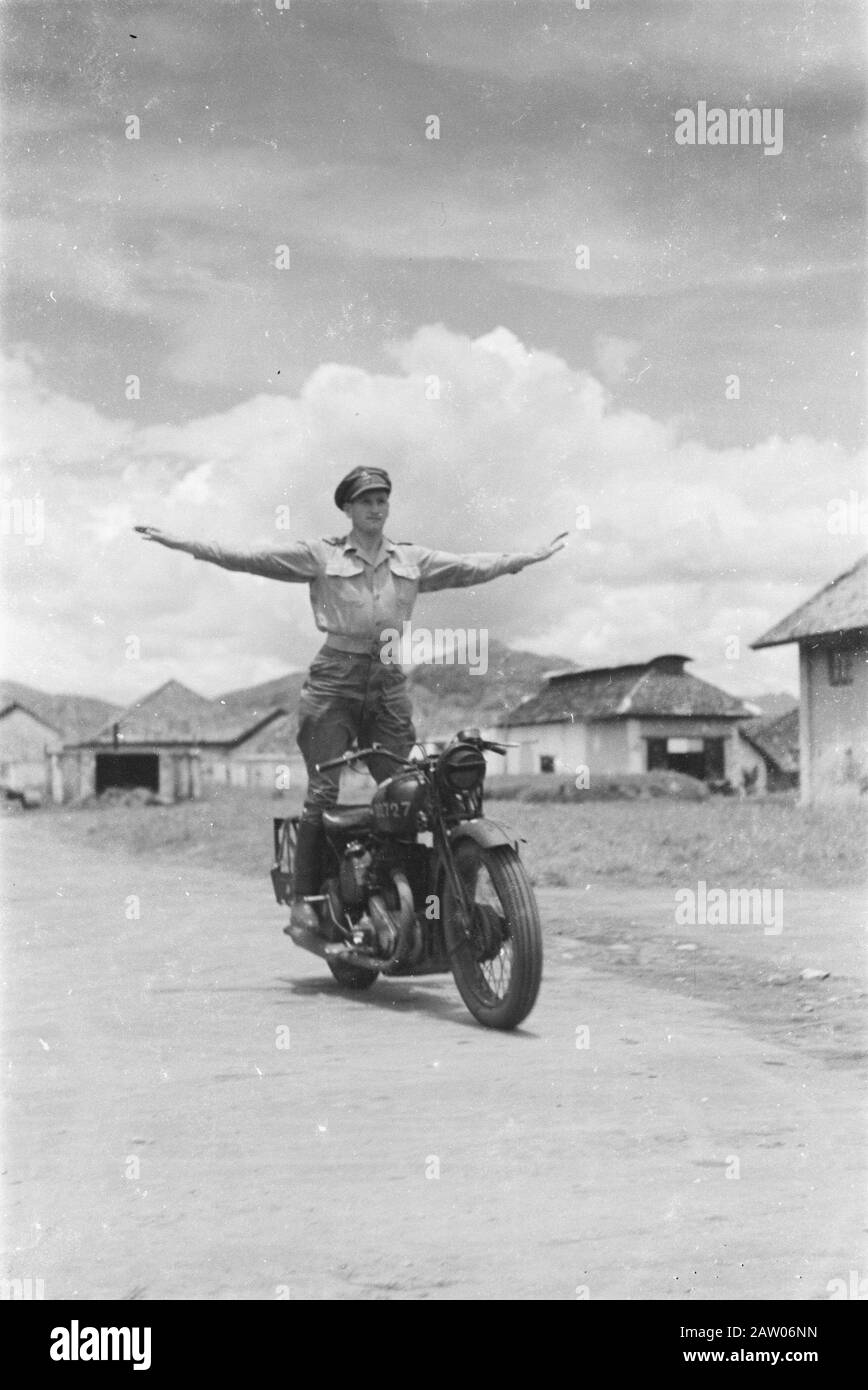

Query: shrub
[486,770,709,803]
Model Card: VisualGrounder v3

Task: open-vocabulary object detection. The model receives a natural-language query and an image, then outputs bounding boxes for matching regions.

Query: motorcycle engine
[338,840,372,906]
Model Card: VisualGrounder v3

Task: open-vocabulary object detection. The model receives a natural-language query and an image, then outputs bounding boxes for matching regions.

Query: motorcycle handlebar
[315,745,411,773]
[315,737,516,773]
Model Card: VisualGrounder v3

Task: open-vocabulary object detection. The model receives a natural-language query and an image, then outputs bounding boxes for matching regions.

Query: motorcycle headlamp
[437,741,487,793]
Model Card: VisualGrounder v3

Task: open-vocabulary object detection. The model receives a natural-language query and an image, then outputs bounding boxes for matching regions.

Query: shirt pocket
[387,558,420,619]
[324,555,367,607]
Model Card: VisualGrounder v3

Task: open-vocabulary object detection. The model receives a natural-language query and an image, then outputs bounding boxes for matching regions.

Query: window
[539,755,555,773]
[646,738,667,771]
[827,649,853,686]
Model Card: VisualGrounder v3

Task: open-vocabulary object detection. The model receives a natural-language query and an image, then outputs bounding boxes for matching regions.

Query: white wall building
[496,654,755,786]
[0,702,63,796]
[752,554,868,804]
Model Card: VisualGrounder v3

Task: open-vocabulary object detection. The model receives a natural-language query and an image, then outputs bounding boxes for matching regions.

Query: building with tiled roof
[496,654,756,785]
[752,555,868,803]
[53,679,289,803]
[753,554,868,650]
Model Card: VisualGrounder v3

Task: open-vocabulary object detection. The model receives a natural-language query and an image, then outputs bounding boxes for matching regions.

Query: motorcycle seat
[322,804,375,833]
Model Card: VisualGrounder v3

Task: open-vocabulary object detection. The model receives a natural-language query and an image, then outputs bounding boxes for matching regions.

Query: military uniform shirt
[187,535,538,644]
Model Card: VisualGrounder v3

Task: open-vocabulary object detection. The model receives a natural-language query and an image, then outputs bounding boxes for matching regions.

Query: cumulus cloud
[2,325,863,703]
[593,334,643,386]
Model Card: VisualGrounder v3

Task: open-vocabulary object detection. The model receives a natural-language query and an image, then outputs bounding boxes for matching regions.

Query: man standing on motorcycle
[137,467,565,938]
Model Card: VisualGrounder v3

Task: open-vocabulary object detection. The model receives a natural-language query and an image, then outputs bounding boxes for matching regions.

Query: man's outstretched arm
[134,526,319,582]
[414,532,567,592]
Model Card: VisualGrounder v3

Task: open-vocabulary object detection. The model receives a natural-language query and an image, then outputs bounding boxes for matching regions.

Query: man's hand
[134,525,189,552]
[523,532,569,567]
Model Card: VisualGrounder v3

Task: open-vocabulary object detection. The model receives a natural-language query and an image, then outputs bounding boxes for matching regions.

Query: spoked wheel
[443,840,542,1029]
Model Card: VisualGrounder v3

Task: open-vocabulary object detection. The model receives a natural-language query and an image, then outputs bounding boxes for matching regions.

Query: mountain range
[1,641,797,744]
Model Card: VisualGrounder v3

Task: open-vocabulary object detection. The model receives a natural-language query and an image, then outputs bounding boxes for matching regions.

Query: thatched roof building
[501,654,753,727]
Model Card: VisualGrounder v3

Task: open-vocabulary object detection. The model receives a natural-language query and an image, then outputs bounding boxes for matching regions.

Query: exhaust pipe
[285,922,383,972]
[283,921,332,959]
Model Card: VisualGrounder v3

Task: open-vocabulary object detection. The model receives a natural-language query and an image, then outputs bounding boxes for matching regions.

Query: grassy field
[35,783,868,889]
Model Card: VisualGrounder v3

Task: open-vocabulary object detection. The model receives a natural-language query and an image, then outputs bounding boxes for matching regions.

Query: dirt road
[2,815,865,1300]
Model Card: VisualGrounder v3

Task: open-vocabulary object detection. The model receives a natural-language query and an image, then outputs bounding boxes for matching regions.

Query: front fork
[433,813,474,947]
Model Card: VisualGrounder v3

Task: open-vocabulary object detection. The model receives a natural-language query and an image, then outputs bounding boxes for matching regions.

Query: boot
[287,899,320,940]
[285,817,324,940]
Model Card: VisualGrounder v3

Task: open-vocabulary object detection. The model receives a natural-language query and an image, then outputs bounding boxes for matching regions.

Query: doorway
[645,736,725,782]
[95,752,159,794]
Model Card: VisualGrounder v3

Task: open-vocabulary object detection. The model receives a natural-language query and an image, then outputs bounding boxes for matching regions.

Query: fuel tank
[370,770,430,837]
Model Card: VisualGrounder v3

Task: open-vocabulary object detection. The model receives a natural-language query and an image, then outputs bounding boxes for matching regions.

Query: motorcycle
[269,729,543,1030]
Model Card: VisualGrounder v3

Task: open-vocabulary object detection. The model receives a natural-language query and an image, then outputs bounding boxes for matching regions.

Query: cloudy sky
[2,0,865,704]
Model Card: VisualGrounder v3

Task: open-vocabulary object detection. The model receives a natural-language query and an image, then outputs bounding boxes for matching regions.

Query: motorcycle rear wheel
[443,841,542,1030]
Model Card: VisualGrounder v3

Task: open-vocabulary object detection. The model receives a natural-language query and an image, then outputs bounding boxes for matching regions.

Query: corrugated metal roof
[501,656,753,727]
[229,710,297,755]
[71,679,287,747]
[0,701,63,736]
[0,682,119,741]
[752,554,868,649]
[739,708,800,774]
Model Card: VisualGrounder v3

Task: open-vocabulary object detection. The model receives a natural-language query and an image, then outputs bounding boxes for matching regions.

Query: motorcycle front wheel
[443,841,542,1030]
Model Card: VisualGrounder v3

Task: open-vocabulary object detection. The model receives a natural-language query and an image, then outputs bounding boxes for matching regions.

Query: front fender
[447,817,523,854]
